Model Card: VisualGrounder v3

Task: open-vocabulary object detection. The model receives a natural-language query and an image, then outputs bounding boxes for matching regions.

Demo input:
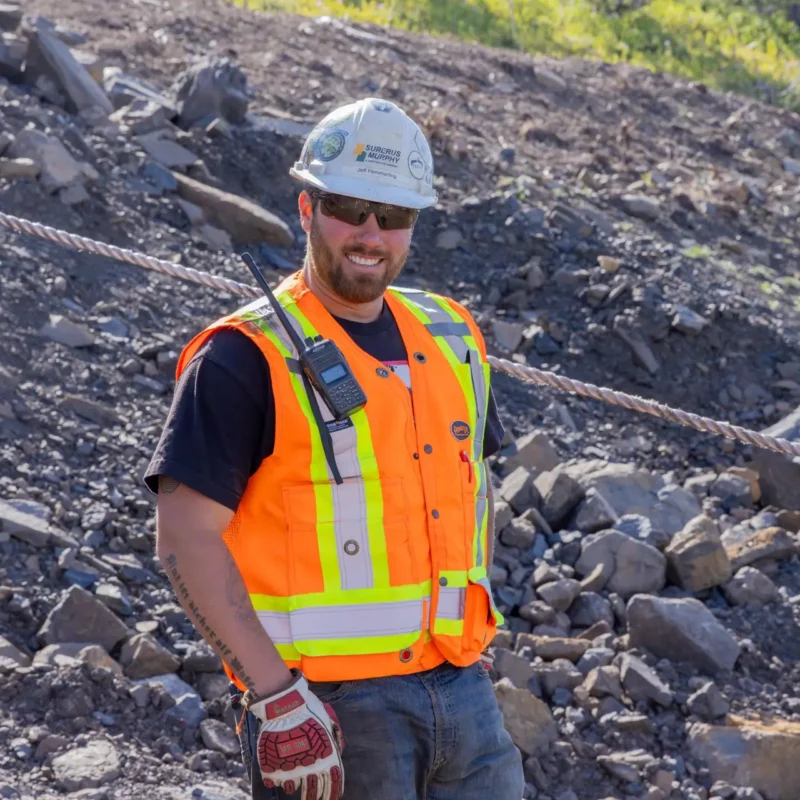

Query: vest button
[424,444,433,454]
[399,648,413,663]
[412,452,419,459]
[413,352,427,363]
[343,540,360,556]
[431,509,439,519]
[376,367,390,378]
[439,577,448,586]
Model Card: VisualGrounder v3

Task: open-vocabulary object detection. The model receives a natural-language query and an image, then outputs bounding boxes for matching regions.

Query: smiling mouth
[346,253,384,268]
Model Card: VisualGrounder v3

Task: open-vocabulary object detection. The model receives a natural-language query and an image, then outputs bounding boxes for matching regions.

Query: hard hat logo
[289,97,438,210]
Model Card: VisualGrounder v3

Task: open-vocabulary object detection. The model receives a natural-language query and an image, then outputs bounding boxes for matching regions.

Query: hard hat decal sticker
[408,151,426,180]
[315,128,348,162]
[353,143,401,167]
[372,100,393,113]
[451,421,471,441]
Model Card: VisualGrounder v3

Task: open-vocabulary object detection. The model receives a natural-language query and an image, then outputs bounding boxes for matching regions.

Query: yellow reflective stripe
[275,642,301,660]
[440,570,468,588]
[250,580,432,612]
[281,302,389,589]
[433,618,464,637]
[299,632,421,657]
[468,566,488,582]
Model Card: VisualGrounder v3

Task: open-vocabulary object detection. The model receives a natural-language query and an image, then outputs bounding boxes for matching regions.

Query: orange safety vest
[175,271,502,685]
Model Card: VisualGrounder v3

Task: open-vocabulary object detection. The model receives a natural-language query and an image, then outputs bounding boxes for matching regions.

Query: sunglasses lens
[317,193,417,230]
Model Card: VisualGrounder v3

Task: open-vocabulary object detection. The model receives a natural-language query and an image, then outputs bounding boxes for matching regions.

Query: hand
[247,671,345,800]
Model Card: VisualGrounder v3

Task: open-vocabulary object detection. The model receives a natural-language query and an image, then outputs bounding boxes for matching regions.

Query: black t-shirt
[144,301,505,511]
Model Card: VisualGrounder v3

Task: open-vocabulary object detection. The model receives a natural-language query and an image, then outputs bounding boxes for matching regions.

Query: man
[145,97,524,800]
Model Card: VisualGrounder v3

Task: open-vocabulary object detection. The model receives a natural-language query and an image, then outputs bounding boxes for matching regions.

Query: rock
[500,517,538,549]
[710,473,754,510]
[0,498,53,547]
[537,579,581,612]
[573,488,618,533]
[665,515,733,592]
[196,672,230,702]
[575,529,666,598]
[177,197,205,225]
[584,665,623,698]
[77,644,123,676]
[723,526,797,571]
[493,649,536,689]
[519,599,556,625]
[528,636,589,662]
[534,658,584,696]
[501,431,561,474]
[170,55,250,128]
[619,654,673,707]
[627,595,740,674]
[689,716,800,800]
[0,156,39,179]
[579,561,611,592]
[32,642,86,666]
[751,406,800,510]
[119,632,180,679]
[494,679,557,756]
[492,319,525,352]
[577,646,615,675]
[7,128,85,192]
[726,467,761,503]
[172,170,293,247]
[24,23,113,118]
[435,228,463,250]
[672,304,709,334]
[134,673,207,728]
[37,585,130,652]
[500,466,541,514]
[568,592,614,629]
[0,634,30,671]
[199,718,239,757]
[784,157,800,176]
[59,395,122,426]
[721,567,778,606]
[535,66,567,91]
[613,514,671,550]
[39,314,95,347]
[687,682,730,720]
[94,583,133,616]
[598,255,621,273]
[534,470,585,528]
[51,740,120,791]
[562,461,700,535]
[137,131,201,169]
[620,194,661,220]
[183,641,222,673]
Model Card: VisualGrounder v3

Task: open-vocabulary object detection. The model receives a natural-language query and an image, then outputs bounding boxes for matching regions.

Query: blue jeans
[231,660,524,799]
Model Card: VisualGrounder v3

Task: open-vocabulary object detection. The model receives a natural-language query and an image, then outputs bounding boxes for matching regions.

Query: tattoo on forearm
[158,476,181,494]
[163,551,257,691]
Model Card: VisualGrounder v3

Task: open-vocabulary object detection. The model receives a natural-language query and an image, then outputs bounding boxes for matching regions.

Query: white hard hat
[290,97,438,210]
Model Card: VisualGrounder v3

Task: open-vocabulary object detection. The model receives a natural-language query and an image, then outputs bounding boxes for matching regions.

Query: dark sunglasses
[310,191,419,231]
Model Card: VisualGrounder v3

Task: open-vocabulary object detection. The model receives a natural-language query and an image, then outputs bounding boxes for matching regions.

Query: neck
[302,263,384,323]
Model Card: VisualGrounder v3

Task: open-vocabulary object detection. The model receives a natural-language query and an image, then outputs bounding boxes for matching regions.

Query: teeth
[349,254,382,266]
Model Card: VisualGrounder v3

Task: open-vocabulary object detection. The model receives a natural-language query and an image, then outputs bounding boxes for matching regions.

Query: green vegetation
[231,0,800,109]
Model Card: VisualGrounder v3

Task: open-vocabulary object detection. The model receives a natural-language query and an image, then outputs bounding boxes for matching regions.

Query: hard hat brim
[290,166,438,210]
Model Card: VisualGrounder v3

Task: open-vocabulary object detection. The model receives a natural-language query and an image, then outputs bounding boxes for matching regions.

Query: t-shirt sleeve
[143,328,275,511]
[482,385,505,460]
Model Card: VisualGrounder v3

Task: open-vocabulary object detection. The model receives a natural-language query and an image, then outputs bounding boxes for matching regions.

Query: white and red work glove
[245,671,345,800]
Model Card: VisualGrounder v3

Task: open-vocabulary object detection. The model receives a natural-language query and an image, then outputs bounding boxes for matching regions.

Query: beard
[306,215,409,303]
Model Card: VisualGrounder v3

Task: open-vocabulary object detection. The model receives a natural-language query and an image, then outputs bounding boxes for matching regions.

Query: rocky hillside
[0,1,799,799]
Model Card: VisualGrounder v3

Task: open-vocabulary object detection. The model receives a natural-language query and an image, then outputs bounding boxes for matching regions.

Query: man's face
[302,192,414,304]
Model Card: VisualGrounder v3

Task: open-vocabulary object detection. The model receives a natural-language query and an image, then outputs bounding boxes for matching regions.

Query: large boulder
[37,586,129,653]
[627,595,740,674]
[560,461,700,535]
[494,679,557,756]
[574,529,666,598]
[689,716,800,800]
[665,515,733,592]
[751,406,800,510]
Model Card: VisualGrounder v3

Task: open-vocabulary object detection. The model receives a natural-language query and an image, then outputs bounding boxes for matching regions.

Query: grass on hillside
[230,0,800,110]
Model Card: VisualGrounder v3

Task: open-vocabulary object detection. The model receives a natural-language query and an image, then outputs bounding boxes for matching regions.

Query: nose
[354,211,384,245]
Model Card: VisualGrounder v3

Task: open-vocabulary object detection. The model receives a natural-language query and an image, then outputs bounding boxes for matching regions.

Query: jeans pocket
[307,679,354,704]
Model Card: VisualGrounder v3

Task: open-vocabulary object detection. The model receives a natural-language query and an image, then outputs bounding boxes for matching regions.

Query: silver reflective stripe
[258,599,429,642]
[426,321,471,337]
[437,586,466,620]
[331,479,373,590]
[474,468,487,568]
[468,352,487,459]
[474,576,501,618]
[256,611,293,644]
[286,357,302,374]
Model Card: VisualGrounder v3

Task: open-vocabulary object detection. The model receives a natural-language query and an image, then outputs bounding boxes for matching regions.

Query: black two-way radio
[240,253,367,421]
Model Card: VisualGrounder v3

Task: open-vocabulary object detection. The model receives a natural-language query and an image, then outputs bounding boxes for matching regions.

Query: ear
[299,191,313,234]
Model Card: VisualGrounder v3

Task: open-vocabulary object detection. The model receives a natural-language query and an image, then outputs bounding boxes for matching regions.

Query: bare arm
[155,476,293,697]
